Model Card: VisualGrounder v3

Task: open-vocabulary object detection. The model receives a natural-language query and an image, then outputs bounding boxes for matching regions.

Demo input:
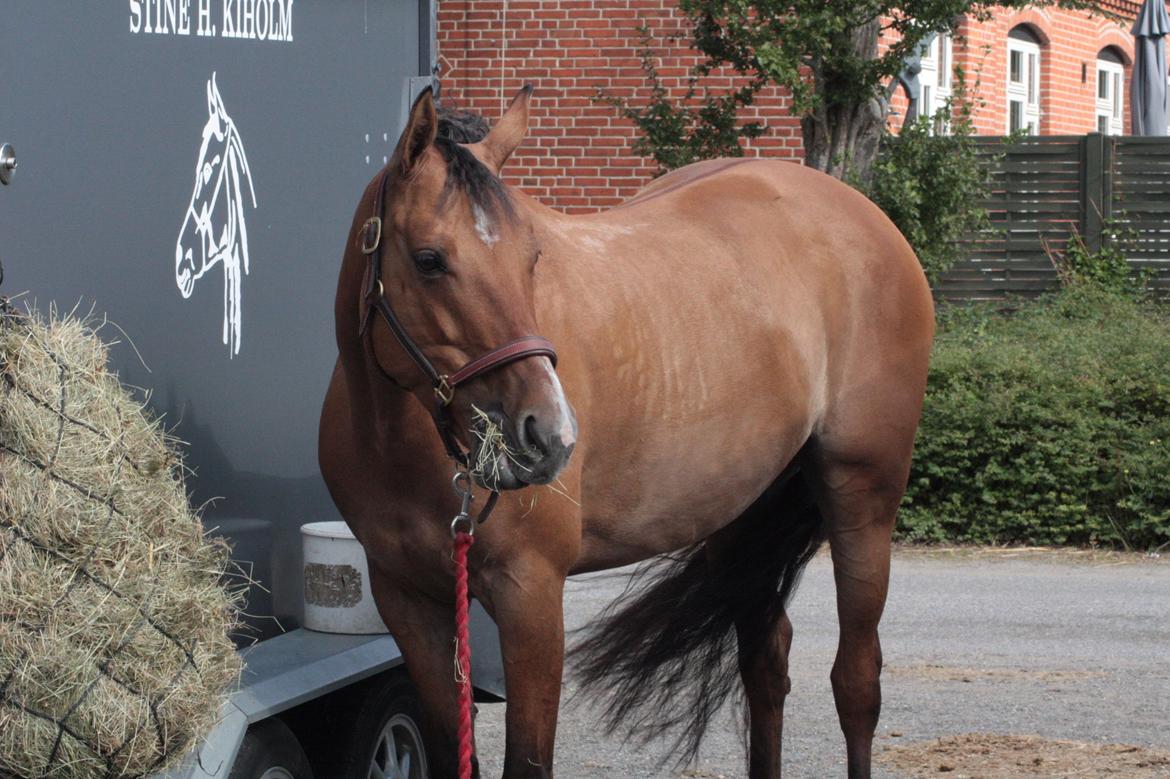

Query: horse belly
[569,297,820,572]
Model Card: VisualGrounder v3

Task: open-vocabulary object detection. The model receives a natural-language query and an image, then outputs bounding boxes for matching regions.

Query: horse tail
[568,466,824,766]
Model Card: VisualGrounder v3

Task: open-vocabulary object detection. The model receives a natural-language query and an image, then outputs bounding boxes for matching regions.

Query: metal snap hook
[450,511,475,538]
[450,470,475,536]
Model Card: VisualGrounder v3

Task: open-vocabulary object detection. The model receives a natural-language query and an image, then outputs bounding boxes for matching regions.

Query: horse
[319,86,934,779]
[175,71,257,356]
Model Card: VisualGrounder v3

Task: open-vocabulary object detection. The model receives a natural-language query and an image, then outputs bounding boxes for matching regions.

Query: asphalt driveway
[473,548,1170,778]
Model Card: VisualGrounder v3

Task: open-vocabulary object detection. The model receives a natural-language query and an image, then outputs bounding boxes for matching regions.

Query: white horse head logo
[175,72,257,356]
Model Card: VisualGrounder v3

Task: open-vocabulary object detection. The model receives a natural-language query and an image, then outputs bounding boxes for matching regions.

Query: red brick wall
[436,1,802,213]
[437,2,1150,213]
[955,4,1139,136]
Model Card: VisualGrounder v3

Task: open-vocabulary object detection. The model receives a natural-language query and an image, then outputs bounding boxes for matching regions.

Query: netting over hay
[0,305,243,779]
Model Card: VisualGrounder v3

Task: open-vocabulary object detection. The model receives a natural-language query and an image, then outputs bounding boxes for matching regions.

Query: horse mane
[437,107,490,143]
[433,106,513,221]
[221,117,256,355]
[222,118,256,271]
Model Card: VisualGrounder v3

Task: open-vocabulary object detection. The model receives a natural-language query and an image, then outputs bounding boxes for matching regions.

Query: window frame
[917,33,954,133]
[1006,36,1041,134]
[1095,57,1125,135]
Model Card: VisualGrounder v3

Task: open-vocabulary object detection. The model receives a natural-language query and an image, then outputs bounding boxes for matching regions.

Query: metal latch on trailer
[0,143,16,185]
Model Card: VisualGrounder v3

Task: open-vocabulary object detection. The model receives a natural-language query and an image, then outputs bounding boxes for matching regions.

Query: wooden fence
[936,134,1170,301]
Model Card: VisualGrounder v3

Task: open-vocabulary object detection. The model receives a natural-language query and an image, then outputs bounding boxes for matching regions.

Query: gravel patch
[473,550,1170,777]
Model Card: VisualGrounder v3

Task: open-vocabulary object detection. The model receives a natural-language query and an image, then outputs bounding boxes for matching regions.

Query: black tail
[568,467,824,765]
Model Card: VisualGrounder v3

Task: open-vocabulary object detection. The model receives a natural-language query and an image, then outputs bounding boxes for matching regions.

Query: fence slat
[942,134,1170,300]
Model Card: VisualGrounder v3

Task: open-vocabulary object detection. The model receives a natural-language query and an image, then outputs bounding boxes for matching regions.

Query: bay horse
[319,86,934,778]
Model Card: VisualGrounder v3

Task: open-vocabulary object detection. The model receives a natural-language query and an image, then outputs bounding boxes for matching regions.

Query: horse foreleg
[369,568,481,779]
[481,555,567,779]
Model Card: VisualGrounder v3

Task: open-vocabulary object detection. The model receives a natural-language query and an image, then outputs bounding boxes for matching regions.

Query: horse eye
[201,163,213,183]
[412,250,447,278]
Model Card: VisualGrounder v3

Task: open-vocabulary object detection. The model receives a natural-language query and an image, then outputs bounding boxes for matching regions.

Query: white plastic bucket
[300,521,389,634]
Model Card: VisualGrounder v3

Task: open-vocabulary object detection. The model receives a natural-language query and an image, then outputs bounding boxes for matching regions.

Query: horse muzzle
[175,245,196,298]
[513,407,576,486]
[470,402,576,491]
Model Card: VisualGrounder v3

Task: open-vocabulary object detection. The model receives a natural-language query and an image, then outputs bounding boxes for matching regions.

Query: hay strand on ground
[879,733,1170,777]
[0,306,243,779]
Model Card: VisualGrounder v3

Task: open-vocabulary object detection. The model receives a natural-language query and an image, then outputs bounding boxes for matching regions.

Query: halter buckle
[434,375,455,407]
[360,217,382,255]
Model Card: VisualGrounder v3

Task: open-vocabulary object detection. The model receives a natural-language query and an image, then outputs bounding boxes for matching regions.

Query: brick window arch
[1007,25,1043,134]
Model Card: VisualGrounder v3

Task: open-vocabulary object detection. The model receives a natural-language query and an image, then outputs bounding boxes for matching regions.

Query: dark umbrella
[1131,0,1170,135]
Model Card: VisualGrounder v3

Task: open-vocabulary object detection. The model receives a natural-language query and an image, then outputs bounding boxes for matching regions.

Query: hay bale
[0,306,242,779]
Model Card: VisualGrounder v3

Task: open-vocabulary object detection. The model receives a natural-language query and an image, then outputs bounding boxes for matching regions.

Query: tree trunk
[800,17,890,188]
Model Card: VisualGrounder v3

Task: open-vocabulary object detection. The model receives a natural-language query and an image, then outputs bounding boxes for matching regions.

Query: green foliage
[1050,218,1150,296]
[900,286,1170,550]
[864,74,993,282]
[677,1,1090,114]
[607,0,1102,178]
[599,30,763,175]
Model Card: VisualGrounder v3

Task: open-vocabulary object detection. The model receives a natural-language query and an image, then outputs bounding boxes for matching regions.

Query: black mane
[437,107,490,143]
[434,106,513,220]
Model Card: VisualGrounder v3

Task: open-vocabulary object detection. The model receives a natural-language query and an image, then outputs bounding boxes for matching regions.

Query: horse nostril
[522,414,546,459]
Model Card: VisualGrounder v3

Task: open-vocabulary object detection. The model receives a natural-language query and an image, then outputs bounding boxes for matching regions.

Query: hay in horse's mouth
[469,405,534,489]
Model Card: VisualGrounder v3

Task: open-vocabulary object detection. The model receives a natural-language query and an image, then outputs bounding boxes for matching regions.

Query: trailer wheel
[229,718,314,779]
[340,675,429,779]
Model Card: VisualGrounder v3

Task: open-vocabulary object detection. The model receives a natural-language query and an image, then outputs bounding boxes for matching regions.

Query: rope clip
[450,470,475,537]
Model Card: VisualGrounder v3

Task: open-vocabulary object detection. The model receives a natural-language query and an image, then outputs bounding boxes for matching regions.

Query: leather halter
[357,166,558,475]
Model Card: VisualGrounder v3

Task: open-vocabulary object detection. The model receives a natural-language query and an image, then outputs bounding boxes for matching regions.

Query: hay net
[0,303,243,779]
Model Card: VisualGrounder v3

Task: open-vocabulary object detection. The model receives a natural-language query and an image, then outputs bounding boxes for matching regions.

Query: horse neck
[335,175,390,400]
[515,189,620,278]
[333,240,425,455]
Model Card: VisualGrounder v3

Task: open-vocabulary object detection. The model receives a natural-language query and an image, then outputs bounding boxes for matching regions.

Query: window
[1096,48,1125,135]
[1007,27,1041,134]
[916,33,954,133]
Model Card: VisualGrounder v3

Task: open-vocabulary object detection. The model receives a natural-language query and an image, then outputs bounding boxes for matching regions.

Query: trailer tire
[339,674,430,779]
[229,718,314,779]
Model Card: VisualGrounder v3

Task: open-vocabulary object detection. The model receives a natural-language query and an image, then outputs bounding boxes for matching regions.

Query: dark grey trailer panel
[0,1,433,633]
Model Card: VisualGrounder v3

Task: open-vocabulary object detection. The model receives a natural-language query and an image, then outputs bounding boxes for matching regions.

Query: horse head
[362,86,576,490]
[175,72,256,354]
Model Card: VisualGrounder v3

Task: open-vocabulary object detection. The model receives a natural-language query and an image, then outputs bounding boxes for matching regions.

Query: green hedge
[899,285,1170,550]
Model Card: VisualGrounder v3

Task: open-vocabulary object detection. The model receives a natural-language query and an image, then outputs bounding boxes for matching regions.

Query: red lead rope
[452,530,476,779]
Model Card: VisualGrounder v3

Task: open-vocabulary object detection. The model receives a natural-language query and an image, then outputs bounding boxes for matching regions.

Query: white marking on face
[473,204,499,247]
[539,358,576,446]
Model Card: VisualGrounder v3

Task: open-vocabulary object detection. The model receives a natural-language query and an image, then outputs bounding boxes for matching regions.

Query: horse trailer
[0,3,503,777]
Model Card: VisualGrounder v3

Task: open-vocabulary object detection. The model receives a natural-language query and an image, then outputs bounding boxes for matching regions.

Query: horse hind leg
[803,433,917,779]
[705,469,823,779]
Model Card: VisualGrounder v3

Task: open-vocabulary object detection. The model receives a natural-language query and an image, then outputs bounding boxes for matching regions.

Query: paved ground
[473,548,1170,778]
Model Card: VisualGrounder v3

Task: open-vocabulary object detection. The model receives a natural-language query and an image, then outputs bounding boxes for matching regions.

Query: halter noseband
[358,166,558,473]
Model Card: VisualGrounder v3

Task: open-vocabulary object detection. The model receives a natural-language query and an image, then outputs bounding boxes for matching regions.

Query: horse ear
[395,87,439,176]
[206,74,219,118]
[473,84,533,173]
